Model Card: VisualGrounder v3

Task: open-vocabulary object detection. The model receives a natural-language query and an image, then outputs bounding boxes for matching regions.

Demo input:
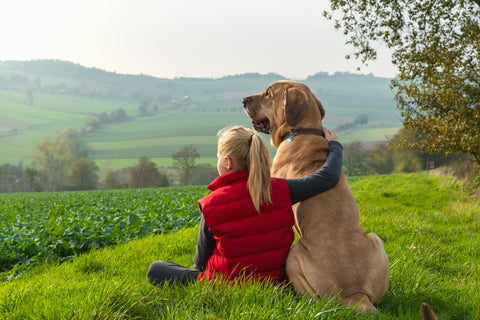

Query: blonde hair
[217,126,272,212]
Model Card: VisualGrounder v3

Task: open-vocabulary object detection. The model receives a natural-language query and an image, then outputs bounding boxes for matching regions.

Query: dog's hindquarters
[285,242,317,295]
[285,181,389,313]
[363,232,390,302]
[286,238,380,314]
[286,232,388,314]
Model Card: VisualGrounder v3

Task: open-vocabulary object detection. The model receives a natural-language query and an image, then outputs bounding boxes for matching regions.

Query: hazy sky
[1,0,396,79]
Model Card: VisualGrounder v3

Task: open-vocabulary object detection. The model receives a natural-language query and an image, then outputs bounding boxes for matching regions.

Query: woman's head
[217,126,272,212]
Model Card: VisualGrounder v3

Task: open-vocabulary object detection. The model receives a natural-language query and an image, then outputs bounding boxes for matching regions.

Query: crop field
[0,186,208,274]
[0,173,479,319]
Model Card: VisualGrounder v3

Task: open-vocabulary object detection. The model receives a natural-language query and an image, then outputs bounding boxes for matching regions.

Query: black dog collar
[281,128,325,142]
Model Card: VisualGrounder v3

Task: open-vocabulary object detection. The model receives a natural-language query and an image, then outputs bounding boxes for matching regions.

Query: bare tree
[172,145,200,185]
[129,156,161,188]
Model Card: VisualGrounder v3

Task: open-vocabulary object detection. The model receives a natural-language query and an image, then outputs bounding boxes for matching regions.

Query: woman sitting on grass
[147,125,343,285]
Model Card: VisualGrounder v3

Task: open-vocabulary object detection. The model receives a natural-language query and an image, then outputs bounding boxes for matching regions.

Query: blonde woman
[147,126,343,285]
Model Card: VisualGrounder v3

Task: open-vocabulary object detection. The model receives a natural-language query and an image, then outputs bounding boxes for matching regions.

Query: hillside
[0,60,401,169]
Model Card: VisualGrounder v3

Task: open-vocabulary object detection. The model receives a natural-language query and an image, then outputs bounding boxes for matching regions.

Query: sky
[0,0,396,80]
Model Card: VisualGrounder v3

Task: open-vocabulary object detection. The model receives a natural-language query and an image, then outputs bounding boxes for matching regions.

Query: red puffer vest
[197,169,294,283]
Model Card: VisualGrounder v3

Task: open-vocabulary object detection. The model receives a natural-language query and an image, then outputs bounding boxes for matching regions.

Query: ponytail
[247,133,272,212]
[217,126,272,212]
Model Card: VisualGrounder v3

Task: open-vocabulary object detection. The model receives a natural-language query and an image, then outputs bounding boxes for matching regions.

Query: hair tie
[248,134,254,147]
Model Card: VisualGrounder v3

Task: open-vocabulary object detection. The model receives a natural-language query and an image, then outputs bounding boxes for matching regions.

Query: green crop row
[0,186,208,273]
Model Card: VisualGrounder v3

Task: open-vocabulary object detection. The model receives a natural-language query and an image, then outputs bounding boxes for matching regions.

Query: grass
[82,113,246,161]
[0,228,357,319]
[340,126,401,143]
[0,89,139,164]
[0,172,479,319]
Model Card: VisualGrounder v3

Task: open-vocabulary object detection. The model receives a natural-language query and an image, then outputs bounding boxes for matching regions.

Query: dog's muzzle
[242,96,271,134]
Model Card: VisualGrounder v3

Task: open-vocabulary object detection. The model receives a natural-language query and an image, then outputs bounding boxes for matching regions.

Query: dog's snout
[242,96,252,108]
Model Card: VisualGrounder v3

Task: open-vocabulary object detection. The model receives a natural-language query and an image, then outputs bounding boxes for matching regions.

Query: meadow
[0,71,401,172]
[0,172,479,319]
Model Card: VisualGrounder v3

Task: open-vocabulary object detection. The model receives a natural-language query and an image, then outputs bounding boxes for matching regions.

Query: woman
[147,125,343,285]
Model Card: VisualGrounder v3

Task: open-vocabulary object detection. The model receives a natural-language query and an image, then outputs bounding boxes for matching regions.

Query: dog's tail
[421,302,438,320]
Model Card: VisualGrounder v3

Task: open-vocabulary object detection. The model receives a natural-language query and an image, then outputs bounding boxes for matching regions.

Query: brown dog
[243,80,389,313]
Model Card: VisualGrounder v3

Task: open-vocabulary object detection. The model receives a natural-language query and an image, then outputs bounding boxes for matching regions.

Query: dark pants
[147,261,200,286]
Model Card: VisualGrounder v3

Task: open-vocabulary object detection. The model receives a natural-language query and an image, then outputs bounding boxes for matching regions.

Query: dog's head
[243,80,325,147]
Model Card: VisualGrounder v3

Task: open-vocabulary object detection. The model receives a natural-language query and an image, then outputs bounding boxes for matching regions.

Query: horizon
[0,0,396,80]
[0,58,394,81]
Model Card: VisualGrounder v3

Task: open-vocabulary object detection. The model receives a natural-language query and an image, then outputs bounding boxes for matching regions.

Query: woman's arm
[286,140,343,204]
[193,215,215,272]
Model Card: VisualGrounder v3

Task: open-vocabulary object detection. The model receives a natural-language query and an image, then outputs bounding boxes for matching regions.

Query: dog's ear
[284,87,307,127]
[314,95,325,120]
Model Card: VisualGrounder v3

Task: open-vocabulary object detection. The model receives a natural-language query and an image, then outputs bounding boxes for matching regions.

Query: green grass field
[83,113,252,163]
[0,173,478,319]
[0,90,139,165]
[0,73,401,172]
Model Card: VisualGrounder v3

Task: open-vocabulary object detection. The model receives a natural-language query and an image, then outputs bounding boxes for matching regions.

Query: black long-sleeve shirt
[193,140,343,271]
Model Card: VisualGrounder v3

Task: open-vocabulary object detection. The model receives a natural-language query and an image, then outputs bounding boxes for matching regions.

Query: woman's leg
[147,261,200,286]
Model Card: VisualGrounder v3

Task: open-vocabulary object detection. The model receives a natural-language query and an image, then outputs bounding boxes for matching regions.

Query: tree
[342,142,369,176]
[158,172,170,187]
[366,143,394,175]
[0,163,25,192]
[324,0,480,165]
[138,94,153,116]
[190,163,218,185]
[98,111,110,124]
[110,108,127,123]
[103,168,131,189]
[335,113,369,133]
[85,113,102,130]
[30,128,96,191]
[23,166,42,192]
[354,114,369,126]
[172,145,200,185]
[105,170,120,189]
[68,158,98,190]
[129,156,161,188]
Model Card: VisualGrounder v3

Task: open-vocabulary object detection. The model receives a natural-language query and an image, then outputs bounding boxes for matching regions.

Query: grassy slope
[0,173,479,319]
[0,90,139,165]
[84,112,252,168]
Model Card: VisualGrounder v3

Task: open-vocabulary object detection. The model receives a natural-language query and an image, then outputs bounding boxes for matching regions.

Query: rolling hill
[0,60,401,170]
